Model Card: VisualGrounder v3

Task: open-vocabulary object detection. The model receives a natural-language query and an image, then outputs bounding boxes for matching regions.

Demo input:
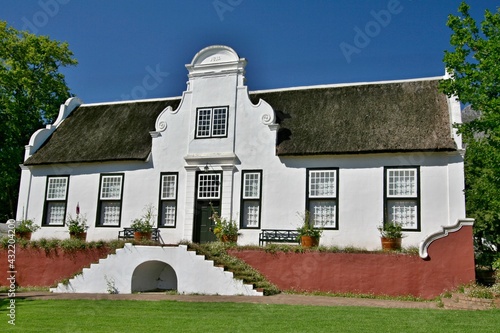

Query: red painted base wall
[230,225,476,299]
[0,226,475,299]
[0,247,112,287]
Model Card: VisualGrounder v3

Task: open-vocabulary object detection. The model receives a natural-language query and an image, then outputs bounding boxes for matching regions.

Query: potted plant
[15,219,40,240]
[210,205,239,243]
[131,205,156,241]
[66,215,88,240]
[66,204,88,240]
[297,211,323,248]
[378,222,405,251]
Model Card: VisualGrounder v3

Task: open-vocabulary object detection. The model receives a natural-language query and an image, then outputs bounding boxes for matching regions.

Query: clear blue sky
[1,0,497,103]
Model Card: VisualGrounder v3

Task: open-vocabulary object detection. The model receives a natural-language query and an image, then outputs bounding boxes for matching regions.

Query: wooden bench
[118,228,161,242]
[258,229,300,246]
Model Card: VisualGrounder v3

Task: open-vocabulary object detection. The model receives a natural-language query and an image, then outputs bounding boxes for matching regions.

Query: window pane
[197,109,212,137]
[309,200,336,228]
[387,199,418,229]
[100,201,121,226]
[47,177,68,200]
[46,202,66,225]
[243,173,260,199]
[388,169,417,197]
[243,201,260,227]
[309,170,336,198]
[101,176,122,199]
[161,202,176,227]
[212,107,227,137]
[197,173,221,199]
[161,175,177,199]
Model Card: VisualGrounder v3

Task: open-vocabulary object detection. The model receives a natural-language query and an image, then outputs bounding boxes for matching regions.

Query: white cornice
[184,152,239,166]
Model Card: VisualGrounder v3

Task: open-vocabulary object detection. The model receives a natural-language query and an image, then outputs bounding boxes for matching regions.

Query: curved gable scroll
[419,218,474,259]
[24,97,82,161]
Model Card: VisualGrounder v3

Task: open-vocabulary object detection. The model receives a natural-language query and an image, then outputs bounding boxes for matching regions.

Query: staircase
[50,244,263,296]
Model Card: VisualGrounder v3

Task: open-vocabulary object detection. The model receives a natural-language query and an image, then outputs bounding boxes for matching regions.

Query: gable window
[97,174,124,227]
[159,173,178,227]
[195,106,228,138]
[240,170,262,228]
[43,176,69,226]
[307,169,338,229]
[385,167,420,231]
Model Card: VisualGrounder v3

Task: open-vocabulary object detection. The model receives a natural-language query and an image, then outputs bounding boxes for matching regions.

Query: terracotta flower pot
[70,232,87,241]
[15,232,32,240]
[381,237,402,251]
[134,231,152,241]
[301,235,319,248]
[221,235,238,243]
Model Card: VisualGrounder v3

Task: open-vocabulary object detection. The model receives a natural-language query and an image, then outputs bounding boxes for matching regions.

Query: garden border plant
[233,243,420,256]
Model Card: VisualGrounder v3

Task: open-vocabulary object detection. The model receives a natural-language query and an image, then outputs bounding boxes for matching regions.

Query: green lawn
[1,299,499,333]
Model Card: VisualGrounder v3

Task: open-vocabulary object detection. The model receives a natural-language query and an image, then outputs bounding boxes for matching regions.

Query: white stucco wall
[17,46,467,251]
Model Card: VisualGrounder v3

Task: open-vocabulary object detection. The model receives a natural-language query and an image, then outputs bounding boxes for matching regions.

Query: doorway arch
[131,260,177,292]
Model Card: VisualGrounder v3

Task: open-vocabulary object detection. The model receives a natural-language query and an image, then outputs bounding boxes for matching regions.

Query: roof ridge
[80,96,182,107]
[249,76,444,94]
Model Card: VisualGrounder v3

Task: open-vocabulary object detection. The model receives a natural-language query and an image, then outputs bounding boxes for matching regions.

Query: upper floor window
[307,169,338,229]
[43,176,69,226]
[385,167,420,231]
[97,174,124,227]
[195,106,228,138]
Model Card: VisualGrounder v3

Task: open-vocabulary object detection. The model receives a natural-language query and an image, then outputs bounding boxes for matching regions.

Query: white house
[16,45,467,250]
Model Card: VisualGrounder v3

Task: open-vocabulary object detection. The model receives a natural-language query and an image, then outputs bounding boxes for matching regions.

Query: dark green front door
[194,201,219,243]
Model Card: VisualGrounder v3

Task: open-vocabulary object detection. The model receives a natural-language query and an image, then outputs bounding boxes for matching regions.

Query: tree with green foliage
[0,21,77,220]
[440,2,500,267]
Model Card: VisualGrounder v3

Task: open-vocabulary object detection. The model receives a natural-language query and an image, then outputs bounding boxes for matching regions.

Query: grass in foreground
[1,299,499,333]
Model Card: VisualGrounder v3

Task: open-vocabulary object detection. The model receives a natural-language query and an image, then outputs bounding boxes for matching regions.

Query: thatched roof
[25,79,456,165]
[24,99,180,165]
[250,79,457,155]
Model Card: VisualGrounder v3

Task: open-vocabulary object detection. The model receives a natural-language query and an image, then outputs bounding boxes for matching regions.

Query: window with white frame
[241,171,262,228]
[43,176,69,226]
[307,169,338,229]
[195,107,228,138]
[97,174,124,226]
[197,173,221,199]
[159,173,177,227]
[385,167,419,230]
